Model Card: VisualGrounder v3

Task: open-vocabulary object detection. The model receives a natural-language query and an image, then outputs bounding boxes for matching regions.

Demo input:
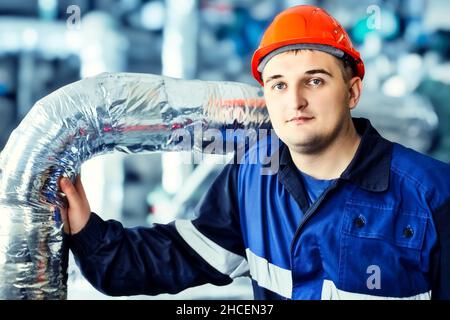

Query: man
[60,5,450,299]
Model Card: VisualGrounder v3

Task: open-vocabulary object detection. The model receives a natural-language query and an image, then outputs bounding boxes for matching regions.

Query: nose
[287,86,307,111]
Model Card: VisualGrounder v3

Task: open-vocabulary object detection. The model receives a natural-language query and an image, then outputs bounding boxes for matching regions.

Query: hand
[59,175,91,235]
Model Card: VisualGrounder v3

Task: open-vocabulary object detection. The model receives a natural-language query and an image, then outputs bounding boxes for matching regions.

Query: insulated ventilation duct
[0,72,269,299]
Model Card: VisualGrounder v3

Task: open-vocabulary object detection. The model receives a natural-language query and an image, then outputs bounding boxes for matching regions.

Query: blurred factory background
[0,0,450,299]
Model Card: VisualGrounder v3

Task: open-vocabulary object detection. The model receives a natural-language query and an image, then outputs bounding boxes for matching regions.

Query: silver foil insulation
[0,72,269,299]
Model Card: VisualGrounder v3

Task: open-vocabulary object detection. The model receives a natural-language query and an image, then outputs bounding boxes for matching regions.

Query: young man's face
[262,50,359,154]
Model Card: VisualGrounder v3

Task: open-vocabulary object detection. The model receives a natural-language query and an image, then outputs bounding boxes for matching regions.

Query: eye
[307,78,324,87]
[271,82,287,91]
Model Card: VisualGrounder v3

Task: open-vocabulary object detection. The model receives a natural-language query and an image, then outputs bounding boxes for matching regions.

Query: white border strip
[175,220,249,278]
[246,249,292,298]
[321,279,431,300]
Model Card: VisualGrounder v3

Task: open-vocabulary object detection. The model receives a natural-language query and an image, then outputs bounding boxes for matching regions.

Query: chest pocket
[338,200,428,297]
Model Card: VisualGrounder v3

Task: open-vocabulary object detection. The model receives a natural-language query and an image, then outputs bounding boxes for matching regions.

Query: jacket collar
[279,117,392,192]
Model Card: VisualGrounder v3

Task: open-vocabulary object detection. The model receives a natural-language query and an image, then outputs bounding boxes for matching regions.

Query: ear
[348,77,362,110]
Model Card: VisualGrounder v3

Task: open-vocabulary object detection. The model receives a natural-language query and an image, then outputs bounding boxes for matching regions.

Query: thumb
[60,177,82,210]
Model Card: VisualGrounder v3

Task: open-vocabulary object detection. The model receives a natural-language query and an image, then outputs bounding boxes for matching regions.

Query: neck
[289,121,361,180]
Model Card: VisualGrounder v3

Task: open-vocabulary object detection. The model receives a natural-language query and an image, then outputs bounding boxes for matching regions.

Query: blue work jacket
[70,118,450,299]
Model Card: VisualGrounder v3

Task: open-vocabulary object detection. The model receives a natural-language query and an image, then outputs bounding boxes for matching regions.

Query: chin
[284,132,315,146]
[285,139,313,150]
[286,135,326,153]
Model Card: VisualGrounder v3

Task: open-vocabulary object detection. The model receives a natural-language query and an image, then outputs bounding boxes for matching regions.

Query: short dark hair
[338,54,358,82]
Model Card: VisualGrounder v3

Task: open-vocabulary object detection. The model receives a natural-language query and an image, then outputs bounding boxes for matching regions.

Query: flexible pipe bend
[0,72,268,299]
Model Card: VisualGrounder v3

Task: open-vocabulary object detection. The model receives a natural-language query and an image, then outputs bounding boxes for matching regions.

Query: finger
[75,175,88,203]
[60,177,82,210]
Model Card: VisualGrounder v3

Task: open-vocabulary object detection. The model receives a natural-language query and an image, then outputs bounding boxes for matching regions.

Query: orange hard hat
[251,5,365,85]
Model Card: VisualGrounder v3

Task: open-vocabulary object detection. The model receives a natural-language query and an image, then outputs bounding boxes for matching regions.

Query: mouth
[287,116,314,124]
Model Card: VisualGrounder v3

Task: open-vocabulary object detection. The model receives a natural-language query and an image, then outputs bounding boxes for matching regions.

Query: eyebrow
[305,68,333,77]
[264,68,333,84]
[264,74,283,84]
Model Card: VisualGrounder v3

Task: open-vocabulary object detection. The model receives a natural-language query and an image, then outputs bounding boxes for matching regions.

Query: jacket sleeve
[69,163,248,296]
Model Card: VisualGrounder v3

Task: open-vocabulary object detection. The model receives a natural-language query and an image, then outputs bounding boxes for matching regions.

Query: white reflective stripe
[321,279,431,300]
[246,249,292,298]
[174,220,249,278]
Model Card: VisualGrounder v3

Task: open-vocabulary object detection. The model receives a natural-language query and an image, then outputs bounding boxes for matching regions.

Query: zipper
[289,179,339,254]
